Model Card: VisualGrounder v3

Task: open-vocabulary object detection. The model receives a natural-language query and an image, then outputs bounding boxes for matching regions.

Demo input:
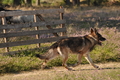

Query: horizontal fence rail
[0,36,67,48]
[0,28,66,38]
[0,9,64,17]
[0,20,66,29]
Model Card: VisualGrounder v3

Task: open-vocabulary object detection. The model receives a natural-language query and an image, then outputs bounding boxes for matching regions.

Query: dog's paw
[70,62,80,67]
[64,66,75,71]
[94,65,102,70]
[94,65,99,69]
[67,67,75,71]
[96,66,99,68]
[41,65,51,69]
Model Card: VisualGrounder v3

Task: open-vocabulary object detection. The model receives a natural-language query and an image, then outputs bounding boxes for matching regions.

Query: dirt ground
[0,62,120,80]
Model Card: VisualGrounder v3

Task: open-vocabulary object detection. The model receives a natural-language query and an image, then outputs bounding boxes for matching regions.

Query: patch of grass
[0,55,42,74]
[55,70,120,80]
[1,62,120,80]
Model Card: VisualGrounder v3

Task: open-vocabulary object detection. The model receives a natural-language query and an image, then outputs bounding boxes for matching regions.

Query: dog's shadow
[40,65,120,72]
[73,67,120,71]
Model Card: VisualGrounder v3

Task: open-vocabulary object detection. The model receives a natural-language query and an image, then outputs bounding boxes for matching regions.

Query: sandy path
[0,62,120,80]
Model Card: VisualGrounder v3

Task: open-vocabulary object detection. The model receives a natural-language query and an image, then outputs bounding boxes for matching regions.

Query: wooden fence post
[60,6,66,36]
[34,15,41,48]
[1,17,9,52]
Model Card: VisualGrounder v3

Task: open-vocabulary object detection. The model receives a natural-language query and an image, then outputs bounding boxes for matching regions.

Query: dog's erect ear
[94,28,98,33]
[90,28,95,34]
[90,28,98,34]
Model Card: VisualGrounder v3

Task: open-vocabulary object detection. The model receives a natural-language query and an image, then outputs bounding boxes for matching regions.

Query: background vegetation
[0,0,120,7]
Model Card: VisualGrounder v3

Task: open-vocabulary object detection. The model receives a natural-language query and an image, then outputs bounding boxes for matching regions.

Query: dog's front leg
[72,53,83,67]
[62,54,73,70]
[84,52,99,69]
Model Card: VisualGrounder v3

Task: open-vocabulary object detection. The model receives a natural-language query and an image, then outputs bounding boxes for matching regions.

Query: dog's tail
[35,54,47,59]
[35,48,59,60]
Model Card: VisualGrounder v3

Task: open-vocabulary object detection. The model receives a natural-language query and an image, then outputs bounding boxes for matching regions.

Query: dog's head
[90,28,106,45]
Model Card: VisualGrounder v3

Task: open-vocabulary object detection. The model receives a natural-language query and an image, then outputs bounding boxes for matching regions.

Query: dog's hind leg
[41,59,48,69]
[84,52,100,69]
[57,47,73,70]
[37,49,59,69]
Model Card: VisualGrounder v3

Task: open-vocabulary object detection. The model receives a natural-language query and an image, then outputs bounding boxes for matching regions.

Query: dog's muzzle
[98,37,106,46]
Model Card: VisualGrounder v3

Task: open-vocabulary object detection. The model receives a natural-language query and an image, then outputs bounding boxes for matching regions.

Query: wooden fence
[0,7,66,54]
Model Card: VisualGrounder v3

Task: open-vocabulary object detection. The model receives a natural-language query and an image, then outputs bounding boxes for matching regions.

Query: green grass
[55,70,120,80]
[0,55,42,74]
[0,62,120,80]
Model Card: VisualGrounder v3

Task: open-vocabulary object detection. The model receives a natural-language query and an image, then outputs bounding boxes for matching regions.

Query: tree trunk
[13,0,21,6]
[72,0,80,6]
[77,0,80,6]
[26,0,32,6]
[0,0,2,3]
[72,0,76,6]
[36,0,40,6]
[87,0,90,6]
[65,0,70,5]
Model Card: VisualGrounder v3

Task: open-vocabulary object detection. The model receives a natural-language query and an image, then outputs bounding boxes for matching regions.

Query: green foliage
[1,0,120,7]
[2,0,13,4]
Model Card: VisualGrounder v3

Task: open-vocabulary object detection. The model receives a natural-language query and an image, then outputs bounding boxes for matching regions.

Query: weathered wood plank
[0,20,66,29]
[0,9,64,17]
[0,36,67,48]
[0,28,66,38]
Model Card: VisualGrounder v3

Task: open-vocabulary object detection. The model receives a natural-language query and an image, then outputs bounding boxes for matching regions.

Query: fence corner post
[34,14,41,48]
[60,6,66,36]
[1,17,9,52]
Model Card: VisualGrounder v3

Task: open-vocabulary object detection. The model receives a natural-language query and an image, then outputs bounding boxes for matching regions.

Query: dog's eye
[97,33,102,38]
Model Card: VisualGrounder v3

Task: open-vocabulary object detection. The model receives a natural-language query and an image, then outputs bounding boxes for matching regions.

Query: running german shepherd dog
[36,28,106,70]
